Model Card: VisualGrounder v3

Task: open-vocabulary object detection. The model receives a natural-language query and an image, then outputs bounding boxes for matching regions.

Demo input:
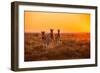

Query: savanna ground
[24,33,90,61]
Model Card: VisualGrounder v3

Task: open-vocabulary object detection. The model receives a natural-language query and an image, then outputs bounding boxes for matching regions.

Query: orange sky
[24,11,90,33]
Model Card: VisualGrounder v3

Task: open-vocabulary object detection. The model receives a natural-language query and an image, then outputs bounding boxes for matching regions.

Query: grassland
[24,33,90,61]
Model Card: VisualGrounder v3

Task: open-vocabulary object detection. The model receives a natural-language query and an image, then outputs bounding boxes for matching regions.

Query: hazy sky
[24,11,90,33]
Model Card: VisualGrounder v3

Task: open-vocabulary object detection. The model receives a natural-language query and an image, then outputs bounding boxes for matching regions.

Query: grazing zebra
[41,29,61,48]
[41,32,50,48]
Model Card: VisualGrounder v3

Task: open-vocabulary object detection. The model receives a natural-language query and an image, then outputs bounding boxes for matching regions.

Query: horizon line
[24,32,90,33]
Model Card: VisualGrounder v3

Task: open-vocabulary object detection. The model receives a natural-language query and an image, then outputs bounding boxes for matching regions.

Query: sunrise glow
[24,11,90,33]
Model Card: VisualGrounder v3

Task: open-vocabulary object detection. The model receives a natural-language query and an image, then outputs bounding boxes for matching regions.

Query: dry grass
[24,33,90,61]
